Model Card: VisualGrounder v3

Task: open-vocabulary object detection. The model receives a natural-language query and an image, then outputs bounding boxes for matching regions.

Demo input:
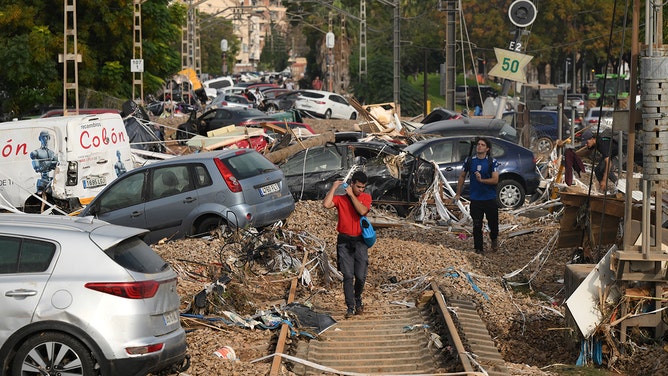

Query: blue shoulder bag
[360,216,376,247]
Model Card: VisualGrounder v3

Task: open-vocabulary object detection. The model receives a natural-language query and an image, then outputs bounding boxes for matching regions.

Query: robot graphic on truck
[29,130,58,195]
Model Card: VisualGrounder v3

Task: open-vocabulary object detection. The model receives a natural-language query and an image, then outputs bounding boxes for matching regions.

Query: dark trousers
[594,158,617,184]
[470,199,498,252]
[337,234,369,310]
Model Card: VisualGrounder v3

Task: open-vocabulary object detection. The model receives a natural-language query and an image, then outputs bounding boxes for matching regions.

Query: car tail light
[222,101,228,106]
[85,280,160,299]
[214,157,242,193]
[126,343,164,355]
[314,100,326,105]
[67,161,78,186]
[588,119,598,124]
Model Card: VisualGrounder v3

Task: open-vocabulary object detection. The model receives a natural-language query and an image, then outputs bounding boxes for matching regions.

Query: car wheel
[12,332,96,376]
[194,216,231,238]
[324,109,332,119]
[496,179,525,209]
[376,195,408,217]
[350,112,357,120]
[533,137,554,154]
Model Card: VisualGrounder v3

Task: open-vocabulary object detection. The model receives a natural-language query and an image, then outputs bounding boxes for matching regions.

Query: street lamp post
[220,39,228,75]
[326,31,335,92]
[565,57,571,93]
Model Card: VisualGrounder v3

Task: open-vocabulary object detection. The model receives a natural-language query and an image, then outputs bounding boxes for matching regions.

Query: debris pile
[147,117,668,376]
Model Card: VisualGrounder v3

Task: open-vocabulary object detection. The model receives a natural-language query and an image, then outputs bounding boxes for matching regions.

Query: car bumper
[525,174,542,195]
[226,196,296,229]
[105,329,189,376]
[296,108,325,118]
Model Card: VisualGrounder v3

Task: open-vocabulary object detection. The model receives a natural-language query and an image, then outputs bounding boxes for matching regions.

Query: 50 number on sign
[488,47,533,83]
[501,57,522,73]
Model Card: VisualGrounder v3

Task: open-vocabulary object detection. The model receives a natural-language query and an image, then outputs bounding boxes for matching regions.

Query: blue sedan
[404,136,542,209]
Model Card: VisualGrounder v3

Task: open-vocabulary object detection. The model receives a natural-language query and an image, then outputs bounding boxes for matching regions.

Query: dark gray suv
[80,149,295,244]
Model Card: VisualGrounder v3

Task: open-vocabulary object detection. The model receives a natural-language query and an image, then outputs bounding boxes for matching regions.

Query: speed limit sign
[488,48,533,83]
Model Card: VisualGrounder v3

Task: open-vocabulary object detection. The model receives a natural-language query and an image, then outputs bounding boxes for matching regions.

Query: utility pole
[359,0,367,81]
[444,0,456,111]
[60,0,80,115]
[393,0,400,115]
[132,0,143,103]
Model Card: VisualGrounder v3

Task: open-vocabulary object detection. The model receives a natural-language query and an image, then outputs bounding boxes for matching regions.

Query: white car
[205,93,253,111]
[0,214,189,375]
[566,93,587,116]
[293,90,358,120]
[583,107,614,129]
[202,76,234,99]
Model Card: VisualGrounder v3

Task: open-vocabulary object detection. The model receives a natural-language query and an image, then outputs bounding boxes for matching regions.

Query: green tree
[0,0,186,117]
[0,3,60,116]
[198,12,239,76]
[351,54,422,116]
[461,0,620,85]
[258,23,289,72]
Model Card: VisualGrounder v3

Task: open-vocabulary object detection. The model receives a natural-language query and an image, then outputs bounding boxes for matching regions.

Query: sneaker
[491,239,499,253]
[345,308,355,319]
[474,248,484,254]
[355,304,364,315]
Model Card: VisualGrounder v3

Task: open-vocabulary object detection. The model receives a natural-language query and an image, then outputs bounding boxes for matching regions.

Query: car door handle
[6,289,38,297]
[445,167,454,171]
[183,197,196,203]
[131,211,143,218]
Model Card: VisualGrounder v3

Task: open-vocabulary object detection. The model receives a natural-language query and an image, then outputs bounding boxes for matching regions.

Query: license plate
[83,177,106,188]
[259,183,280,196]
[163,310,179,326]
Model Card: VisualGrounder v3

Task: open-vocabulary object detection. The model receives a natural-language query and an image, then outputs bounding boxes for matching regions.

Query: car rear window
[300,92,325,99]
[221,151,278,180]
[104,237,169,274]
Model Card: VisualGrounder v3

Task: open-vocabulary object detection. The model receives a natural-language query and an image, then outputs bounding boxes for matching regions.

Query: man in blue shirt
[453,137,500,254]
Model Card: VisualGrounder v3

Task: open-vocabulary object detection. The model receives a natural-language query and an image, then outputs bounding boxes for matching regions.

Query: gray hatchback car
[80,149,295,244]
[0,214,189,376]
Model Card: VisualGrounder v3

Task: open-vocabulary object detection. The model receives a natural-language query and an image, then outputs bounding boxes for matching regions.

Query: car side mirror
[85,203,98,216]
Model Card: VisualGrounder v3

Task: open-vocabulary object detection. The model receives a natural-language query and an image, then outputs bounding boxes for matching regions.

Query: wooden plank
[615,250,668,261]
[269,250,309,376]
[559,191,626,217]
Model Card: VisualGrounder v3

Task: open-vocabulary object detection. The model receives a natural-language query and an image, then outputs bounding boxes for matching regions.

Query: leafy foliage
[351,55,422,117]
[198,12,239,77]
[0,0,644,118]
[259,24,289,72]
[0,0,185,117]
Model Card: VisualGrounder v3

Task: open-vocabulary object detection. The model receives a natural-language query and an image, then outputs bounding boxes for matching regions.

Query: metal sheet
[565,246,617,338]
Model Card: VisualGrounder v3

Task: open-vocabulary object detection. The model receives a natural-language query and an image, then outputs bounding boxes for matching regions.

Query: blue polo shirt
[464,156,499,201]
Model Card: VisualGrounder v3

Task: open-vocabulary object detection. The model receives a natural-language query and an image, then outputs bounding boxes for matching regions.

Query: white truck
[0,113,134,214]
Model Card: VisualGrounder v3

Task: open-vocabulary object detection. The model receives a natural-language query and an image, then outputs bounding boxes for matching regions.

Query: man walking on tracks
[323,171,372,319]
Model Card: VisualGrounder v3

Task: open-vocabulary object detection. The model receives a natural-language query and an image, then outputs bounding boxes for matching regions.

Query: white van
[0,113,134,213]
[202,76,235,99]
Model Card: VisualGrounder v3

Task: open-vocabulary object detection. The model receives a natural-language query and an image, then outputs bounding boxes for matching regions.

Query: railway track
[268,282,511,376]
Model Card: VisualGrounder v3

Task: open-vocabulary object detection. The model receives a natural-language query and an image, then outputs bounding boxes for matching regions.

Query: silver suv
[80,149,295,244]
[0,214,189,376]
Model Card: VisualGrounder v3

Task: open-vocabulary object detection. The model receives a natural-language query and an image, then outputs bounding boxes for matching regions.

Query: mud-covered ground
[148,114,667,376]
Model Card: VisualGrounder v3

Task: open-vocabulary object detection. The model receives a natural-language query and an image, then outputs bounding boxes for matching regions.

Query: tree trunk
[265,131,335,164]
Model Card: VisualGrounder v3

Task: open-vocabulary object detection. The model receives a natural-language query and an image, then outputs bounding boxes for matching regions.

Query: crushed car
[278,140,435,216]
